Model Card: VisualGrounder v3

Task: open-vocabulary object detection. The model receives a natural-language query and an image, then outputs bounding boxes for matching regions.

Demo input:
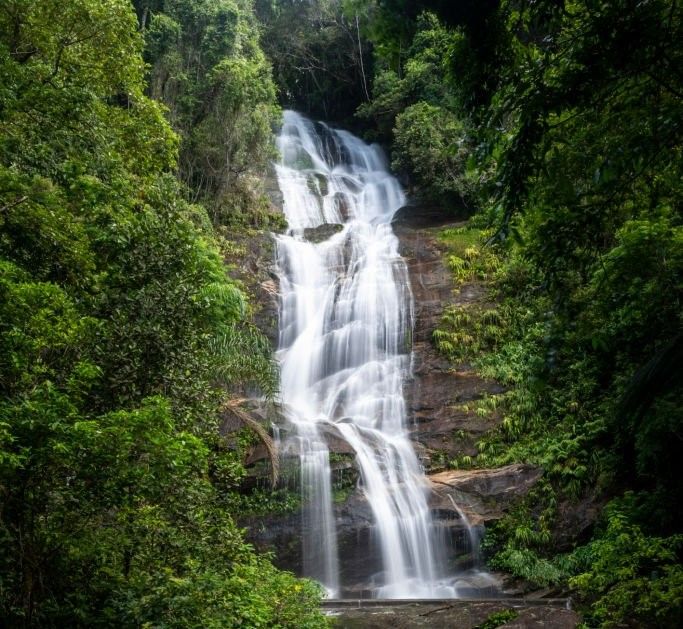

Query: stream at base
[274,111,493,598]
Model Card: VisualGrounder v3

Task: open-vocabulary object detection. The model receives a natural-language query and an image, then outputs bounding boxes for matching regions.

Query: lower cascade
[274,111,456,598]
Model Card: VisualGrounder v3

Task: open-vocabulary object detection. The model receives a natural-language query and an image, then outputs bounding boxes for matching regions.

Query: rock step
[322,598,578,628]
[322,597,572,608]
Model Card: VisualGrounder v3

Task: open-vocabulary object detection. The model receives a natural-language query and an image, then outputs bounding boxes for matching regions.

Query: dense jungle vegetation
[338,1,681,627]
[1,0,681,627]
[0,1,323,626]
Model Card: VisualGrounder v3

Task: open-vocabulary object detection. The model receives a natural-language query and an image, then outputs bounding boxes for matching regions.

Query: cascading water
[274,111,455,598]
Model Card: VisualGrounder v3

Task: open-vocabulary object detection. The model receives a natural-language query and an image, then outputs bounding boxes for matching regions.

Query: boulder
[553,493,605,551]
[430,465,544,526]
[392,200,465,229]
[303,222,344,243]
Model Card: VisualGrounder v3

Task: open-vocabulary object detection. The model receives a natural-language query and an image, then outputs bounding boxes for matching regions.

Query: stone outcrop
[303,223,343,242]
[554,493,606,551]
[223,165,285,345]
[430,464,544,526]
[224,227,280,344]
[244,466,544,592]
[392,204,504,466]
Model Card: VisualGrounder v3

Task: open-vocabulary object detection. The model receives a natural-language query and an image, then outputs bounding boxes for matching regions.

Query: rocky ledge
[322,599,578,628]
[243,464,544,593]
[429,464,544,526]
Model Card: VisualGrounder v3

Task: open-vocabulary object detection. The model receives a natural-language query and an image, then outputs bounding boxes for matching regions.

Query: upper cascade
[275,111,405,229]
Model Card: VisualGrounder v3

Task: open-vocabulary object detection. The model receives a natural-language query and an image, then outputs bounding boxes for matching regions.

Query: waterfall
[274,111,454,598]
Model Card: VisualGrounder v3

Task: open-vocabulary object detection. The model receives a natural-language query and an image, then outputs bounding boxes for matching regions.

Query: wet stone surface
[323,599,579,628]
[392,206,504,466]
[429,465,544,526]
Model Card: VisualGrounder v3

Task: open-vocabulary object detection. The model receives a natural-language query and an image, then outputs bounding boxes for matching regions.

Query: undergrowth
[434,222,683,627]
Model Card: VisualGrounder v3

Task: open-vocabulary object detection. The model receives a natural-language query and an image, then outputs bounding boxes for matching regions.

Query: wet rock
[263,162,285,211]
[553,493,605,551]
[303,222,344,243]
[323,600,578,629]
[334,490,385,592]
[220,165,285,346]
[243,487,383,590]
[241,510,302,572]
[429,465,544,526]
[393,206,503,466]
[393,200,465,229]
[245,465,542,594]
[393,220,456,343]
[224,228,279,344]
[408,361,504,461]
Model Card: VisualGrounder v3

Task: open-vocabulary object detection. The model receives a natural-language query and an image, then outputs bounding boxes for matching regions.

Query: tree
[0,1,324,625]
[137,0,281,217]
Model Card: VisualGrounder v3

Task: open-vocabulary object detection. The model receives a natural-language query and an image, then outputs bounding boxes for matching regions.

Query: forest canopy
[1,0,681,627]
[0,1,323,626]
[345,1,682,626]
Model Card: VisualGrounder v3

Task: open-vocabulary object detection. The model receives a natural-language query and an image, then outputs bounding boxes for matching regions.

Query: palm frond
[222,398,279,487]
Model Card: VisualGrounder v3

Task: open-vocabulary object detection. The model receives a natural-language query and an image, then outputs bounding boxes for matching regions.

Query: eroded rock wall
[239,202,545,592]
[393,206,504,466]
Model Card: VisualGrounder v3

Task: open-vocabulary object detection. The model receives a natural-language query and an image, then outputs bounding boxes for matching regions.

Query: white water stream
[274,111,455,598]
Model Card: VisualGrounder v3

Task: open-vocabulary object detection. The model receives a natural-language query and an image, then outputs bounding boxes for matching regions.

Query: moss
[475,609,519,629]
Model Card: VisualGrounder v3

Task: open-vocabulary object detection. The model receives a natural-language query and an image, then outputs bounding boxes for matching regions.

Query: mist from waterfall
[274,110,455,598]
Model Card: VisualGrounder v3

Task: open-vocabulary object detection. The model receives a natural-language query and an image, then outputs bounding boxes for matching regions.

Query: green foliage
[440,226,500,281]
[357,12,462,136]
[491,548,566,589]
[474,609,518,629]
[569,500,683,629]
[137,0,281,222]
[0,0,144,97]
[357,11,496,206]
[479,480,566,589]
[0,1,324,626]
[256,0,371,123]
[231,487,301,516]
[118,556,327,629]
[393,102,477,205]
[432,226,505,361]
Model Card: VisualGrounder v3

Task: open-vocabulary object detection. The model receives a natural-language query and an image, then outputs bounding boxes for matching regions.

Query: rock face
[240,199,543,594]
[303,223,343,242]
[430,465,544,526]
[245,464,544,594]
[236,198,509,468]
[554,493,606,551]
[222,164,286,346]
[242,487,384,596]
[224,227,279,344]
[392,204,504,465]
